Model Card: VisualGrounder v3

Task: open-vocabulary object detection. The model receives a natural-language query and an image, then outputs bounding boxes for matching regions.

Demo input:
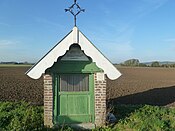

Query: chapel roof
[26,27,121,80]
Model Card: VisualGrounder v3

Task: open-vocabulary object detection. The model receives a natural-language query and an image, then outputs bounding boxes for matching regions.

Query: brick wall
[43,73,107,127]
[43,74,53,127]
[94,73,107,126]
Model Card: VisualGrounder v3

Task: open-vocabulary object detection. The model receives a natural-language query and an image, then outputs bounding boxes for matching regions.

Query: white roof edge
[78,30,121,80]
[26,29,74,79]
[26,26,122,80]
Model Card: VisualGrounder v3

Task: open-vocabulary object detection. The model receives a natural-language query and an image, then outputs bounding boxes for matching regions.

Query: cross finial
[65,0,85,27]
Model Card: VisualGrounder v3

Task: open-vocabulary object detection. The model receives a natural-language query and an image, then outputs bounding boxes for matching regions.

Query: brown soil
[0,67,43,105]
[107,67,175,106]
[0,67,175,106]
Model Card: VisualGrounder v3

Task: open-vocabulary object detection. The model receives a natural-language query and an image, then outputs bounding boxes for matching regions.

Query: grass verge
[0,102,175,130]
[108,105,175,131]
[0,101,43,131]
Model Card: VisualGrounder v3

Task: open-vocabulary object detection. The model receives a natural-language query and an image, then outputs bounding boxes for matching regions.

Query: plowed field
[0,67,43,105]
[0,66,175,106]
[107,67,175,106]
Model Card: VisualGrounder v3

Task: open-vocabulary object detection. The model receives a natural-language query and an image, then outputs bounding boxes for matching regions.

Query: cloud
[104,41,135,63]
[142,0,168,4]
[0,40,19,48]
[34,17,63,28]
[163,38,175,52]
[153,0,169,9]
[138,0,169,16]
[88,21,135,63]
[164,38,175,43]
[0,40,14,46]
[101,40,134,57]
[113,41,134,54]
[0,39,28,62]
[0,22,10,26]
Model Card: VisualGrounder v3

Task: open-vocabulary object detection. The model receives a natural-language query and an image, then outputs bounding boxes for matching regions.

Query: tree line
[0,61,34,65]
[120,59,175,67]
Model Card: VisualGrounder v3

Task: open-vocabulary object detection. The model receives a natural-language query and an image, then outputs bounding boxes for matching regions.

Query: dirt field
[107,67,175,107]
[0,67,43,105]
[0,66,175,106]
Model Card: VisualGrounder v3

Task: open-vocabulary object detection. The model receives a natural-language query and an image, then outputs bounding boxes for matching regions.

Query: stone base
[70,123,95,130]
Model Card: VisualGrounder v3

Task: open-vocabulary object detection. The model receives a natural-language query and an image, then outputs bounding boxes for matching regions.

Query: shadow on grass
[107,85,175,123]
[107,100,142,122]
[113,104,143,122]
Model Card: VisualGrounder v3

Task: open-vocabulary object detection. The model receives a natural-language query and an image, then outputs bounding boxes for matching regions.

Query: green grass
[103,105,175,131]
[0,101,44,131]
[0,102,175,130]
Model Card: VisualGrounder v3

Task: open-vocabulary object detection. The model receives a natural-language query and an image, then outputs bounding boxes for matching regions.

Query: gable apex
[26,27,121,80]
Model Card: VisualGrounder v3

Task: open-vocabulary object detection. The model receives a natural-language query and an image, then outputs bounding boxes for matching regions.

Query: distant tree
[151,61,160,67]
[120,63,125,66]
[161,64,169,68]
[123,59,140,66]
[170,64,175,68]
[139,63,147,67]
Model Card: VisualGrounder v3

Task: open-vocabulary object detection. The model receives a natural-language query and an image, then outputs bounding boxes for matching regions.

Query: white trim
[26,27,121,80]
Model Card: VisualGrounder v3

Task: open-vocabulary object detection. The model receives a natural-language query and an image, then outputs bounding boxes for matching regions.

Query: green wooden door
[54,74,94,124]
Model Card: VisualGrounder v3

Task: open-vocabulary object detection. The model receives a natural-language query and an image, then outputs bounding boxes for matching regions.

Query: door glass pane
[60,74,89,92]
[67,75,74,91]
[60,75,67,91]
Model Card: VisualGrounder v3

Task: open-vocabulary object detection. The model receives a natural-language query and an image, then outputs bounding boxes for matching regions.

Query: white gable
[26,27,121,80]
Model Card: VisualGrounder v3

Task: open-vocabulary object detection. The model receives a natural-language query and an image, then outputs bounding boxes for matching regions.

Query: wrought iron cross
[65,0,85,26]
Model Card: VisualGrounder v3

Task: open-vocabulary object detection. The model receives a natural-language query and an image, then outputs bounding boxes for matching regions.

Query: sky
[0,0,175,63]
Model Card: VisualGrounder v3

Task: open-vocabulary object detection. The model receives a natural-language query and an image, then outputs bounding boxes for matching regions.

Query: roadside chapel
[26,0,121,128]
